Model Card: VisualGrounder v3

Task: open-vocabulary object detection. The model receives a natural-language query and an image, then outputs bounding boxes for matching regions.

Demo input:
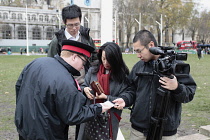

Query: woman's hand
[84,87,94,100]
[95,93,107,99]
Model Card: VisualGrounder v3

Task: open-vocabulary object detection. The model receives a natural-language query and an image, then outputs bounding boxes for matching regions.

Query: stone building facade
[0,0,194,52]
[0,0,101,52]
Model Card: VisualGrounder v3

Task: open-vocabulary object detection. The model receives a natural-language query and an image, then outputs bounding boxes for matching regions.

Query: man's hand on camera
[159,76,178,90]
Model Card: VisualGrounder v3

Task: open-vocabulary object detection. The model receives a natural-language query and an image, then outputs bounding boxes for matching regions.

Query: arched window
[39,15,43,21]
[32,26,41,40]
[12,13,16,19]
[45,15,49,22]
[3,13,8,19]
[32,14,36,21]
[2,25,12,39]
[18,26,26,39]
[27,14,31,21]
[46,27,54,40]
[84,14,88,28]
[51,16,56,23]
[18,14,22,20]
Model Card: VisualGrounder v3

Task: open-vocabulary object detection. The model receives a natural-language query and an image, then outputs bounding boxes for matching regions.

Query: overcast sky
[193,0,210,12]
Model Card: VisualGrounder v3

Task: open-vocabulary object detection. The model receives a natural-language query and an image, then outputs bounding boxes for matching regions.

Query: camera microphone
[149,47,164,55]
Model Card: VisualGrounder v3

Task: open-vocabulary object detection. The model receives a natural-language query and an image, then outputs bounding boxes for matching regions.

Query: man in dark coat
[15,40,113,140]
[47,5,96,58]
[47,5,97,138]
[47,5,97,82]
[113,30,197,140]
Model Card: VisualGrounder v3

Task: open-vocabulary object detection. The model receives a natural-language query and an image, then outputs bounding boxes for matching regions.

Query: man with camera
[113,30,197,140]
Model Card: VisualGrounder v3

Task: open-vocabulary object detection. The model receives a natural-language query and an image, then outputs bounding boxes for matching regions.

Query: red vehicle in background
[93,39,117,48]
[176,41,197,50]
[93,39,101,48]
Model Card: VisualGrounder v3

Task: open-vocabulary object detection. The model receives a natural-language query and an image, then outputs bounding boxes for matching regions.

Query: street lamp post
[156,14,162,46]
[134,13,141,31]
[135,19,140,31]
[26,4,29,56]
[56,9,61,30]
[84,16,89,28]
[113,10,117,43]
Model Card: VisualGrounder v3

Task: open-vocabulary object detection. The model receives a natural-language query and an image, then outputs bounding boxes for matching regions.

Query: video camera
[149,46,190,77]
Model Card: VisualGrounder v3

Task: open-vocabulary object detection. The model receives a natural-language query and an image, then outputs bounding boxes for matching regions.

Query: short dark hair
[133,30,158,47]
[96,42,129,83]
[62,5,82,24]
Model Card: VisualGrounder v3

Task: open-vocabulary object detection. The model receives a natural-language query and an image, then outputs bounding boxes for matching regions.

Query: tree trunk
[192,30,195,41]
[172,29,174,44]
[182,29,185,40]
[165,28,169,44]
[156,26,161,45]
[126,33,130,48]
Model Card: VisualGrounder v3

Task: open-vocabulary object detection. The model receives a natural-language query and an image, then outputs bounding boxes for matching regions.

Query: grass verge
[0,54,209,139]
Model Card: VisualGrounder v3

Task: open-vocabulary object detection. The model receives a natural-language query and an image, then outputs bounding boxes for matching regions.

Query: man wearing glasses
[47,4,96,84]
[113,30,196,140]
[48,4,95,58]
[15,40,114,140]
[47,5,96,139]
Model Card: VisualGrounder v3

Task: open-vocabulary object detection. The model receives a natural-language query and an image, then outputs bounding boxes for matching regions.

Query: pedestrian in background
[197,46,202,60]
[20,48,23,55]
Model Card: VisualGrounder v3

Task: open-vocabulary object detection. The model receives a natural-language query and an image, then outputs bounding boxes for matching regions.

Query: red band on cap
[62,45,91,57]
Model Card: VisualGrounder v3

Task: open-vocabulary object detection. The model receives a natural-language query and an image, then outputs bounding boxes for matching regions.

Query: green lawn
[0,54,209,139]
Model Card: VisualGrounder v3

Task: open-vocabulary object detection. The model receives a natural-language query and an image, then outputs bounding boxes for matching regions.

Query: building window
[39,15,43,21]
[51,16,56,23]
[45,15,49,22]
[0,13,2,18]
[32,14,36,21]
[2,25,12,39]
[12,13,16,19]
[32,26,41,40]
[27,14,30,21]
[46,27,54,40]
[3,13,8,19]
[18,14,22,20]
[18,26,26,39]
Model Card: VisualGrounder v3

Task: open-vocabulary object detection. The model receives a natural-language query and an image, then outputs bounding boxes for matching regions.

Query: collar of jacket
[56,26,90,39]
[55,25,90,46]
[79,25,90,39]
[54,55,81,76]
[144,60,155,66]
[55,28,66,41]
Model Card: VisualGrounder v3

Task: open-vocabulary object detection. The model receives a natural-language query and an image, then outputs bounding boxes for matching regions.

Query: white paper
[104,101,115,107]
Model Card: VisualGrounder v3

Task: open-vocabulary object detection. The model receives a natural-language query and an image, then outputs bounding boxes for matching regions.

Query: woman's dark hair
[94,42,129,83]
[62,5,82,24]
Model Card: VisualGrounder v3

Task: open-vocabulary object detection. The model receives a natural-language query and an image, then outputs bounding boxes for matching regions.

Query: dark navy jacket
[121,60,196,136]
[15,55,102,140]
